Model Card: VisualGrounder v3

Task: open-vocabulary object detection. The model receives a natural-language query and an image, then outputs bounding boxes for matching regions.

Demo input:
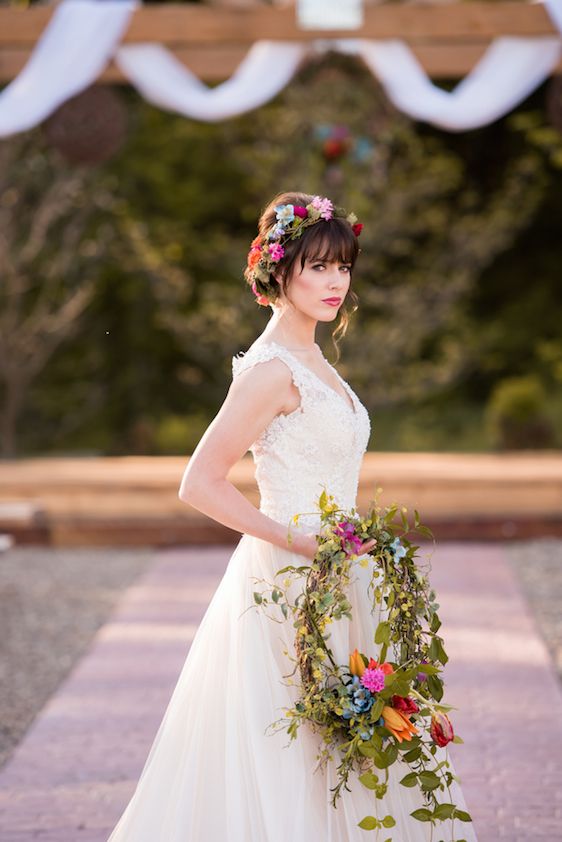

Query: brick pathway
[0,542,560,841]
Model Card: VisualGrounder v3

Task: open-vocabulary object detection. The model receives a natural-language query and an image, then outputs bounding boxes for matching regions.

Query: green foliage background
[1,53,561,456]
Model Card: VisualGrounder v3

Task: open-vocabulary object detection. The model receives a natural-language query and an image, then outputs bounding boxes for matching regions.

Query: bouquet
[251,489,473,838]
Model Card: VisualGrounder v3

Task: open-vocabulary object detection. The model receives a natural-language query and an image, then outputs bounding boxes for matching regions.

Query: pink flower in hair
[293,205,308,218]
[310,195,334,220]
[268,243,285,262]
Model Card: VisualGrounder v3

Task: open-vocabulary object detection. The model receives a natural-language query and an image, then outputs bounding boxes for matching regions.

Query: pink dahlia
[310,195,334,220]
[360,667,385,693]
[268,243,285,262]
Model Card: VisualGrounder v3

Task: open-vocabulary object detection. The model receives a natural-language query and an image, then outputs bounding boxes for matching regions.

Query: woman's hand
[289,532,377,562]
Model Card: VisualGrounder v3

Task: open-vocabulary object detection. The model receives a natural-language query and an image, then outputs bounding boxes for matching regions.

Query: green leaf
[452,734,464,744]
[375,621,391,645]
[433,803,456,820]
[253,592,262,604]
[370,698,384,721]
[399,772,418,788]
[359,771,379,790]
[358,744,378,759]
[358,815,378,830]
[427,674,444,702]
[402,745,422,762]
[454,809,473,822]
[410,808,433,822]
[382,815,396,828]
[417,524,434,538]
[419,771,441,790]
[430,613,442,633]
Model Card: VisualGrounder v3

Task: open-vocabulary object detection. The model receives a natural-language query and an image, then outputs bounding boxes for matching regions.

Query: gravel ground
[504,537,562,681]
[0,546,153,769]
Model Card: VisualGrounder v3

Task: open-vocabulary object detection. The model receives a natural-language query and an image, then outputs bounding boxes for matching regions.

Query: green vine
[250,488,473,837]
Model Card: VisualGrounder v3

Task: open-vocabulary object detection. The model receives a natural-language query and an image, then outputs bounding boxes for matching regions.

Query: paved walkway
[0,542,561,841]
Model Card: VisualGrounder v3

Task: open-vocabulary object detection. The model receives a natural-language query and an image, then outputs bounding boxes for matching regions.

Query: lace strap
[231,342,311,400]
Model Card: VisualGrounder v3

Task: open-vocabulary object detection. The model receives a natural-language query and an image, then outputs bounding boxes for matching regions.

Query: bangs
[299,218,359,268]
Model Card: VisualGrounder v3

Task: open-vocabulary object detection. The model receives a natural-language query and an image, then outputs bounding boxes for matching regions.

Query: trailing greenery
[250,490,472,836]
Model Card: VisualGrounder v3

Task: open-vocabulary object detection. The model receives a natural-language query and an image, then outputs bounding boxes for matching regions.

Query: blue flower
[390,537,406,560]
[358,726,374,741]
[274,204,295,225]
[342,675,374,719]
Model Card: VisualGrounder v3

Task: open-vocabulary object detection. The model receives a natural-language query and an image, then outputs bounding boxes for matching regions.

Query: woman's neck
[264,311,317,351]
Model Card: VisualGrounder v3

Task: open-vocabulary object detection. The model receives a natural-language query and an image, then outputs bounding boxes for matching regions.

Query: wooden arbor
[0,1,561,84]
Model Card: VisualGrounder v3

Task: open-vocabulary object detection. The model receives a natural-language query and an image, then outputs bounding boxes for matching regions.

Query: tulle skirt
[107,530,478,841]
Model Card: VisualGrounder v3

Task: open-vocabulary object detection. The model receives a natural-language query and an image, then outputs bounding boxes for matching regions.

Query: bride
[107,191,478,841]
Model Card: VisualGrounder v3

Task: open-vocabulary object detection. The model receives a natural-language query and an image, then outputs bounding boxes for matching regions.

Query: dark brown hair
[246,191,360,361]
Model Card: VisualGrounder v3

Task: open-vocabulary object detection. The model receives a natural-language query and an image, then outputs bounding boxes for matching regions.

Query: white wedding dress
[107,340,478,841]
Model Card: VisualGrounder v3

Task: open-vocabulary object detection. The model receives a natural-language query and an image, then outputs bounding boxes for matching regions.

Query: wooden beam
[0,2,559,46]
[2,41,562,85]
[0,3,560,82]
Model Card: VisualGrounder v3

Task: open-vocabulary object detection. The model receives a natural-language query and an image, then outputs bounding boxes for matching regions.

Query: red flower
[293,206,308,218]
[392,695,419,714]
[430,712,454,747]
[322,139,347,160]
[352,223,364,237]
[368,658,394,675]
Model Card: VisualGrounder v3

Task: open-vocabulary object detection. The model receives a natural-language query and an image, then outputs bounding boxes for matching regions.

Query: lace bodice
[231,341,371,530]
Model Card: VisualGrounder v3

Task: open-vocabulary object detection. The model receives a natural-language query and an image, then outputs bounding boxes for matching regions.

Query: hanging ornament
[42,85,127,165]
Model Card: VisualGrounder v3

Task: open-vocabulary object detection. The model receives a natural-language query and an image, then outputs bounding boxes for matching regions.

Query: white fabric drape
[115,41,307,123]
[0,0,137,138]
[0,0,561,137]
[355,36,562,131]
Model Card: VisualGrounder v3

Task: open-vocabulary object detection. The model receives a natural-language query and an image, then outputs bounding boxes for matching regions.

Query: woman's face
[277,255,352,321]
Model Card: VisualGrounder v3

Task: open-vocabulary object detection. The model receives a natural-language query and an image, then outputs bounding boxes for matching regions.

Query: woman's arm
[178,357,304,553]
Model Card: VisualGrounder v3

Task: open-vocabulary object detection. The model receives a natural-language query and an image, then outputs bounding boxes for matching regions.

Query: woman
[107,191,478,841]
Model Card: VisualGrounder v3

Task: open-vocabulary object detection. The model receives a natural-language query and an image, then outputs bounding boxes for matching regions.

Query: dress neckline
[254,340,358,416]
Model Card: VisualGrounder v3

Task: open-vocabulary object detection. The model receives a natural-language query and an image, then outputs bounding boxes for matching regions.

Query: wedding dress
[107,340,478,841]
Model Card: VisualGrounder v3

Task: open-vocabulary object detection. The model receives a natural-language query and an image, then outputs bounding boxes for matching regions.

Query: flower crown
[246,195,363,306]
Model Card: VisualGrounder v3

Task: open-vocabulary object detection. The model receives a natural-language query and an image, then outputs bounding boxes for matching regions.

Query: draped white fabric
[0,0,561,137]
[0,0,137,138]
[115,41,307,123]
[356,36,562,131]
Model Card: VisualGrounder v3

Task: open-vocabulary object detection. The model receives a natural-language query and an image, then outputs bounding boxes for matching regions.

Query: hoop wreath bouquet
[250,490,474,839]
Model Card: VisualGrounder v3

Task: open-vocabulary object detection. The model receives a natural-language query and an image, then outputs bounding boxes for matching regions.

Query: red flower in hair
[352,223,363,237]
[293,206,308,218]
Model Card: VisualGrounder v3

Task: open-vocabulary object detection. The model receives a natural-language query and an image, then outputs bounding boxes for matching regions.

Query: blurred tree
[226,53,550,414]
[1,53,560,455]
[0,135,113,456]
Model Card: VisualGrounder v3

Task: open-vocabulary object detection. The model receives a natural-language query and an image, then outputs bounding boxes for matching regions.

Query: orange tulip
[381,705,419,743]
[349,648,366,677]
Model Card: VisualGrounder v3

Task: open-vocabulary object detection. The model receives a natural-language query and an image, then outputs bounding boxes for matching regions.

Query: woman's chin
[317,309,340,322]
